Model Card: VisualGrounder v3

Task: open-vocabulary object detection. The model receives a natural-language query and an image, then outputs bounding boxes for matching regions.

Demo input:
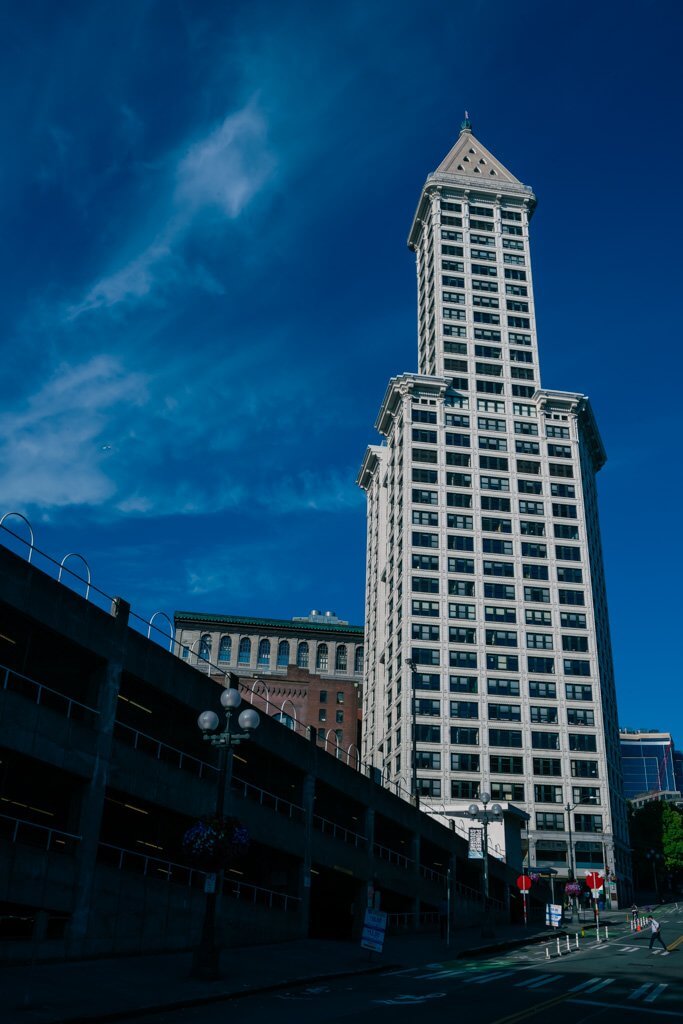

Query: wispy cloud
[67,100,275,318]
[0,356,148,508]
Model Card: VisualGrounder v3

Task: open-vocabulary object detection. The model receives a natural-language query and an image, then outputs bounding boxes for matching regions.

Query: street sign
[591,888,601,898]
[516,874,532,891]
[545,904,562,928]
[468,827,484,860]
[361,909,388,953]
[585,872,604,890]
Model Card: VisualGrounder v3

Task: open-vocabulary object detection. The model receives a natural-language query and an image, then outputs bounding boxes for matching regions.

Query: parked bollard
[575,934,579,950]
[556,937,561,956]
[606,927,609,940]
[546,946,550,960]
[596,925,601,943]
[566,935,571,953]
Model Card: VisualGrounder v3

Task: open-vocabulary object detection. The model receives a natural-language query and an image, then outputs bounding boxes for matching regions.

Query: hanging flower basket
[529,872,541,883]
[183,815,250,871]
[565,881,582,897]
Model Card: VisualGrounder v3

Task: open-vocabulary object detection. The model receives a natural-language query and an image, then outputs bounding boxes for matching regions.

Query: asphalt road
[129,904,683,1023]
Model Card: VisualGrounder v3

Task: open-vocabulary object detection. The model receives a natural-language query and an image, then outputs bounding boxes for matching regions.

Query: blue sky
[1,1,682,738]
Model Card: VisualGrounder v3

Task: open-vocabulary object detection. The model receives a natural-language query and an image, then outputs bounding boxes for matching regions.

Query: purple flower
[183,816,250,869]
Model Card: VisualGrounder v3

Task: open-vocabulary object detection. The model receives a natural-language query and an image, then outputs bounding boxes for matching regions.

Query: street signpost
[361,908,387,954]
[585,872,604,926]
[545,904,562,928]
[516,874,532,927]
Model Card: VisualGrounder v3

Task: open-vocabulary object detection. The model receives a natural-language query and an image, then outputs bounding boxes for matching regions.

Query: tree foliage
[662,804,683,872]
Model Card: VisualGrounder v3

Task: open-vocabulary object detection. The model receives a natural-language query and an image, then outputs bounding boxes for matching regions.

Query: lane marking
[583,978,615,993]
[489,991,573,1024]
[569,998,683,1019]
[645,985,669,1004]
[667,934,683,951]
[630,983,654,1000]
[523,976,560,990]
[569,977,612,993]
[468,970,517,985]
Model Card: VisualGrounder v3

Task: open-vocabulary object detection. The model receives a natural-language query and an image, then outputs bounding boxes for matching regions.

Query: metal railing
[0,812,81,852]
[313,815,367,848]
[225,877,301,913]
[372,841,413,869]
[231,774,305,823]
[387,911,439,931]
[419,864,447,884]
[113,720,217,779]
[1,663,99,723]
[97,842,300,910]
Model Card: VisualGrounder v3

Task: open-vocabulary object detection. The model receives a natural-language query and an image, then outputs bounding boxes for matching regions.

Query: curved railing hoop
[58,552,92,600]
[346,743,360,768]
[0,511,35,563]
[280,697,298,721]
[250,678,271,709]
[147,610,174,652]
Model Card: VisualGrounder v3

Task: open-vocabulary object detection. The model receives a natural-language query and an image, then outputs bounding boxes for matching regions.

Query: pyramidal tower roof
[408,113,535,249]
[434,112,521,184]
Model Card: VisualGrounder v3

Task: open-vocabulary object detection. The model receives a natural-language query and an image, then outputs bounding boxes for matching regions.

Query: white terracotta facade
[358,119,631,895]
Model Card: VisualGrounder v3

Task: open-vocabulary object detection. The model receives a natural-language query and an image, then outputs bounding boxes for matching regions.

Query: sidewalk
[2,924,559,1024]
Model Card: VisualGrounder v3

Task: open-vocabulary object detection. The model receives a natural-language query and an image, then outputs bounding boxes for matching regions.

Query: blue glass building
[619,730,682,800]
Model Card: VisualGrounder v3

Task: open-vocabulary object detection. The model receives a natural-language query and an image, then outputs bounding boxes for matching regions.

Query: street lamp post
[565,802,577,881]
[646,849,663,902]
[467,791,503,932]
[193,684,260,978]
[406,659,419,811]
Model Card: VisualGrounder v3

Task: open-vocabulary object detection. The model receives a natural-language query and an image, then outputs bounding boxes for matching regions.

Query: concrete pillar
[298,773,315,935]
[412,832,421,927]
[66,597,130,956]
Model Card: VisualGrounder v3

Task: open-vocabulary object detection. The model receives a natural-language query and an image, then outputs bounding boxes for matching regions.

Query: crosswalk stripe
[472,971,517,985]
[630,983,653,1000]
[465,970,515,984]
[515,974,558,989]
[569,977,614,993]
[645,984,668,1004]
[585,978,615,993]
[525,976,558,989]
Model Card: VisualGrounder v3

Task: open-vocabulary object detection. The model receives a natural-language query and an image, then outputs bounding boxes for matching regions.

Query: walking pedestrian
[647,915,669,954]
[631,903,638,925]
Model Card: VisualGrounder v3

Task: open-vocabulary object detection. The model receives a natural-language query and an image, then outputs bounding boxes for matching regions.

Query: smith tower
[358,116,631,891]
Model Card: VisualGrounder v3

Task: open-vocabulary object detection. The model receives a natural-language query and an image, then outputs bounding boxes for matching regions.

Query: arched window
[316,643,328,671]
[218,636,232,662]
[335,645,347,672]
[297,642,309,668]
[277,640,290,667]
[273,712,295,730]
[354,646,364,674]
[238,637,251,665]
[257,638,271,666]
[199,634,212,661]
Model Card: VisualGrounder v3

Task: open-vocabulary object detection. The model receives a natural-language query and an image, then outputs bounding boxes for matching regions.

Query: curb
[18,932,567,1024]
[456,931,565,958]
[39,963,401,1024]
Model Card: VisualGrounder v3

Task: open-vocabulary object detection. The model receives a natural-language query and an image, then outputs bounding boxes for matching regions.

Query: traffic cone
[637,924,641,932]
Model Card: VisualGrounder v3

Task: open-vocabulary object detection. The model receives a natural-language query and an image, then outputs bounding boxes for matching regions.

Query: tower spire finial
[460,110,473,133]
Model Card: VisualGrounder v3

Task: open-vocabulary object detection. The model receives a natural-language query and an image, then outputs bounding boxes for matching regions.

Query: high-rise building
[619,729,683,802]
[358,116,631,890]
